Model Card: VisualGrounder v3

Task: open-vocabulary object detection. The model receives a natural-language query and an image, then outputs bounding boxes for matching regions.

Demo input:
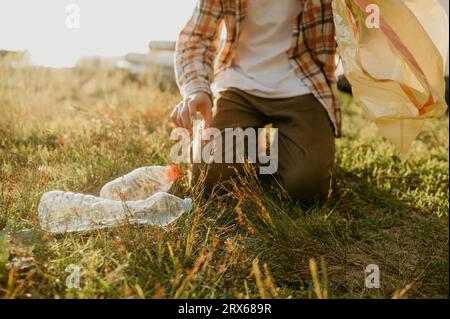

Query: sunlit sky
[0,0,449,71]
[0,0,197,67]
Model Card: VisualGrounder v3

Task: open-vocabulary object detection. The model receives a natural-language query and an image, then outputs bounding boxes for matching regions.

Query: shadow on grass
[206,164,449,298]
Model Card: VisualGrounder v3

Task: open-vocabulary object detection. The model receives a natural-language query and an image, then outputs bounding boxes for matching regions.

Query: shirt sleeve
[174,0,223,99]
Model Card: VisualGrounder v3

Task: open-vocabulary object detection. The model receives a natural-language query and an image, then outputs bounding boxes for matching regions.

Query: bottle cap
[167,164,180,182]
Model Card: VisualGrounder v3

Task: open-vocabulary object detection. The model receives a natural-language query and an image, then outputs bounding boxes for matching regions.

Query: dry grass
[0,56,448,298]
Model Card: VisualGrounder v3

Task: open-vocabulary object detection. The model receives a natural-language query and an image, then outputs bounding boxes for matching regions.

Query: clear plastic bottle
[38,190,192,233]
[99,164,180,201]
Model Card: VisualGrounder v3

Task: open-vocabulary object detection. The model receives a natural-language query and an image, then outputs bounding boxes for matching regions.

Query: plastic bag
[333,0,449,160]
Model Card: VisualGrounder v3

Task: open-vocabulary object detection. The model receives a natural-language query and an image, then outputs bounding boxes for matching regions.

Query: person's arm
[171,0,223,133]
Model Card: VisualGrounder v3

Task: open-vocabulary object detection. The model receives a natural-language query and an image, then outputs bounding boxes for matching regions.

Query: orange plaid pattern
[175,0,341,136]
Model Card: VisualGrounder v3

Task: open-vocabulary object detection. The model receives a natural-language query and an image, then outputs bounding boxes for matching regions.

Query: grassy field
[0,56,448,299]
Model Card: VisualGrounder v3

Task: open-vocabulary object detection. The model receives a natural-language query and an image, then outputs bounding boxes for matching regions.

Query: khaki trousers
[191,88,335,202]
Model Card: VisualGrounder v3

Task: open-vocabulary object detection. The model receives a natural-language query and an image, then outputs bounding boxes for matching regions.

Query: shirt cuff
[181,80,212,100]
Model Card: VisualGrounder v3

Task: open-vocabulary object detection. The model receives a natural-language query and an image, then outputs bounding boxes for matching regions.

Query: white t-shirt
[212,0,310,99]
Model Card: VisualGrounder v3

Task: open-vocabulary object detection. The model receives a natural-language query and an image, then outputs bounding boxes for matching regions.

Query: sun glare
[0,0,197,67]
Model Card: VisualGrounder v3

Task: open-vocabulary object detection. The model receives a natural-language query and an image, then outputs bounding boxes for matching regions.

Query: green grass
[0,56,448,299]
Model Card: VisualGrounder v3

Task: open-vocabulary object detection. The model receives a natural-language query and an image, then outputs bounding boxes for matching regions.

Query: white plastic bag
[333,0,449,160]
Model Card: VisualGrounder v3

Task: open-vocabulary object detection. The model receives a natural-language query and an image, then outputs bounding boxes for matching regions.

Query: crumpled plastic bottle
[100,164,180,201]
[38,191,192,233]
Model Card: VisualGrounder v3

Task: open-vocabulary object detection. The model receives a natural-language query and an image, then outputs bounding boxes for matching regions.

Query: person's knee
[280,168,332,203]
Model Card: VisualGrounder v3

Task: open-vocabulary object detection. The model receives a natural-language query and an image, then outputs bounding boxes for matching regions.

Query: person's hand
[170,92,213,134]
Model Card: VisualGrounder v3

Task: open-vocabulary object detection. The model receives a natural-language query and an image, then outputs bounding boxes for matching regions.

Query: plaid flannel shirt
[175,0,341,136]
